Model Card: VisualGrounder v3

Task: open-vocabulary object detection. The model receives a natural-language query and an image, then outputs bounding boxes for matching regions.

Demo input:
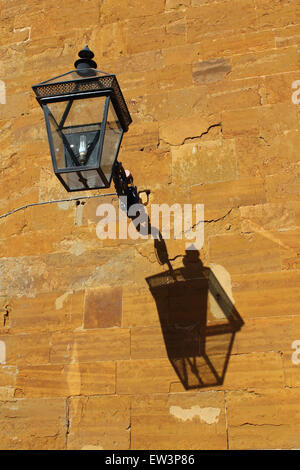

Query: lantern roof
[32,64,132,131]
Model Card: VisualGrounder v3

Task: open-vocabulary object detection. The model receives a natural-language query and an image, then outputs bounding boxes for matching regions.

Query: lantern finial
[74,46,97,70]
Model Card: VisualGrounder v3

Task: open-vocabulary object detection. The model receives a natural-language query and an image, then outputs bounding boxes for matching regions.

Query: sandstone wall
[0,0,300,450]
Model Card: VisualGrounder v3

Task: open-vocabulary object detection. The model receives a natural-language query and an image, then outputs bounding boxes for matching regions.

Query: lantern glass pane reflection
[101,100,123,184]
[46,96,105,169]
[44,96,110,191]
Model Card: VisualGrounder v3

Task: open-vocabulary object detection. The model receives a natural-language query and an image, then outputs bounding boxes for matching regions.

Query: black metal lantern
[32,46,132,192]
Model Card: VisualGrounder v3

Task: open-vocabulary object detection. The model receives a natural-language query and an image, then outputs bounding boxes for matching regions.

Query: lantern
[32,46,132,192]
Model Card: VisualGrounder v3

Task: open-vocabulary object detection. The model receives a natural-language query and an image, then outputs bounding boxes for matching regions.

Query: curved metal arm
[112,161,140,214]
[112,161,129,196]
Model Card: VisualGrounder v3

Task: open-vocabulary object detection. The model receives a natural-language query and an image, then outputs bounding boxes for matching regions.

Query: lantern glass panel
[46,96,107,171]
[59,169,105,191]
[100,100,123,183]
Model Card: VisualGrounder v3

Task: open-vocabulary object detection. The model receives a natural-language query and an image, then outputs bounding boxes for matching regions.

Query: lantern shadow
[128,197,244,390]
[146,243,244,390]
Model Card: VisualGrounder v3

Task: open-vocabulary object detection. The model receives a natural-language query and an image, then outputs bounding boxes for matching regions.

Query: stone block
[84,287,123,329]
[191,177,266,220]
[120,150,172,188]
[131,327,167,360]
[275,24,300,48]
[240,203,297,233]
[0,92,30,120]
[50,328,130,363]
[125,12,186,55]
[119,64,193,96]
[232,271,300,319]
[171,138,237,186]
[162,43,203,67]
[16,362,115,397]
[131,392,227,449]
[159,114,221,146]
[117,358,178,394]
[207,87,261,114]
[187,0,257,42]
[234,316,294,354]
[100,0,165,24]
[0,365,17,387]
[199,30,275,59]
[67,396,130,450]
[230,47,299,80]
[0,333,51,366]
[255,0,300,30]
[227,388,300,449]
[0,398,66,450]
[264,71,300,104]
[121,121,159,152]
[270,229,300,271]
[209,232,281,275]
[236,131,300,178]
[9,290,84,334]
[221,352,284,390]
[123,286,169,328]
[266,172,300,203]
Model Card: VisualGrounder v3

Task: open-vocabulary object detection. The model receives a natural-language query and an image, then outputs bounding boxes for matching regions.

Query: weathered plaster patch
[57,201,71,211]
[75,203,84,226]
[0,340,6,364]
[13,27,31,44]
[0,386,14,400]
[5,403,19,410]
[209,263,234,319]
[16,291,37,299]
[69,241,86,256]
[4,365,17,376]
[55,291,71,310]
[0,80,6,104]
[169,405,221,424]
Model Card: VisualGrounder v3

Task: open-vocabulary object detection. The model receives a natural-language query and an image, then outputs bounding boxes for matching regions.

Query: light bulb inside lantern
[79,134,87,164]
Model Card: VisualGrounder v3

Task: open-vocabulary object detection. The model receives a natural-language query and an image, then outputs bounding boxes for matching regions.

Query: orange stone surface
[0,0,299,450]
